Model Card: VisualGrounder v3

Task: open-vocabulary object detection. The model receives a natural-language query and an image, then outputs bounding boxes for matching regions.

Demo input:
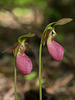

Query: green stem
[14,57,17,100]
[39,40,42,100]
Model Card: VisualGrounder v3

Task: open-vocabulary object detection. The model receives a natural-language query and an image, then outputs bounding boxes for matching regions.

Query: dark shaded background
[0,0,75,100]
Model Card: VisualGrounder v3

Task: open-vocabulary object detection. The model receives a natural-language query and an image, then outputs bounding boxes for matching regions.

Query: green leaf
[55,18,73,26]
[25,71,37,80]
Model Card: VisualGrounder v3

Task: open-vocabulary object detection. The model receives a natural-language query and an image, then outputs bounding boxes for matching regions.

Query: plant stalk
[39,41,42,100]
[14,57,17,100]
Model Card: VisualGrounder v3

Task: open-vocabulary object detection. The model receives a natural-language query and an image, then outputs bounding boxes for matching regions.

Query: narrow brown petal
[2,42,20,53]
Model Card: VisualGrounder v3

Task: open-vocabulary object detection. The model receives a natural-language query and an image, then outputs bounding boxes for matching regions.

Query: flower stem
[14,57,17,100]
[39,40,42,100]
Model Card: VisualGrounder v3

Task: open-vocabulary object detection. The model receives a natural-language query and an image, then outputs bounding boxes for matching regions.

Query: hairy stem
[39,41,42,100]
[14,57,17,100]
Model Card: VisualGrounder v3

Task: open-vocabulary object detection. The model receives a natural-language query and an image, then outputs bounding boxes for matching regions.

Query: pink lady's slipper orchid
[14,42,33,75]
[42,28,64,61]
[14,39,34,75]
[42,18,73,61]
[47,29,64,61]
[2,33,35,75]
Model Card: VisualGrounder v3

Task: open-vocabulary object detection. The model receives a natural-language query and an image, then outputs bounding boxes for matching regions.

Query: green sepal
[18,32,35,43]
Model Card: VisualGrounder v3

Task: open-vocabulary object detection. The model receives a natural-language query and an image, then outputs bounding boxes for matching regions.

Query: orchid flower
[3,32,35,74]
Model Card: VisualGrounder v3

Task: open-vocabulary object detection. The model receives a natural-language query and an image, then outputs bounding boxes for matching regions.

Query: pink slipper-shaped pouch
[47,40,64,61]
[16,52,32,74]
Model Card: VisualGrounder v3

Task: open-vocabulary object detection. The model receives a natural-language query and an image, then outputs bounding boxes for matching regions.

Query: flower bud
[16,52,32,74]
[47,40,64,61]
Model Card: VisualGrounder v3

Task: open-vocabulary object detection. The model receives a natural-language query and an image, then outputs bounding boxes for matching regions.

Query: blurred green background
[0,0,75,100]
